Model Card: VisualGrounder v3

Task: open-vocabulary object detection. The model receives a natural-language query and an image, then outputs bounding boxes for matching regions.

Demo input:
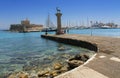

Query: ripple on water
[0,31,96,77]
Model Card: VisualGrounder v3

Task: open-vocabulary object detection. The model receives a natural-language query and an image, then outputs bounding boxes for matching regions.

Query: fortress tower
[21,18,30,26]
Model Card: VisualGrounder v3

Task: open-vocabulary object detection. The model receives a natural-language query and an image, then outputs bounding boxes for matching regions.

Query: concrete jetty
[41,34,120,78]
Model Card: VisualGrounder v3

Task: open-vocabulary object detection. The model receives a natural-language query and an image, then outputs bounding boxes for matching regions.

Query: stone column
[56,8,62,35]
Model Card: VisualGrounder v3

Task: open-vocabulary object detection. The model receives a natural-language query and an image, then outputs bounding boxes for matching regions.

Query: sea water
[69,28,120,38]
[0,29,119,77]
[0,30,94,77]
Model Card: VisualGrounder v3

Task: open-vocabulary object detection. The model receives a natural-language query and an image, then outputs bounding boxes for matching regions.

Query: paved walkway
[41,34,120,78]
[55,66,108,78]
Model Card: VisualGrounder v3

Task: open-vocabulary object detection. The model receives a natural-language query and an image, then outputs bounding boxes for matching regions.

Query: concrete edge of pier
[41,34,120,78]
[41,34,98,52]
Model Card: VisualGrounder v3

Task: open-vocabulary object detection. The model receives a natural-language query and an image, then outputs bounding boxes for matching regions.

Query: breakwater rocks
[8,54,90,78]
[67,54,89,69]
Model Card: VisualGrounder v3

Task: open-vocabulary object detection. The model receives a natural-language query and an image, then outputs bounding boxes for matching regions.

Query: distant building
[92,21,118,28]
[10,19,43,32]
[21,18,30,26]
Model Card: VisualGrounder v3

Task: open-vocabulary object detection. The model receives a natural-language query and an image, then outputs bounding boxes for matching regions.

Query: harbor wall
[41,35,98,52]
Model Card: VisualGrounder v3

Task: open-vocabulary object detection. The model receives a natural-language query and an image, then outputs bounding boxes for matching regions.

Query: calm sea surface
[0,28,119,77]
[69,28,120,38]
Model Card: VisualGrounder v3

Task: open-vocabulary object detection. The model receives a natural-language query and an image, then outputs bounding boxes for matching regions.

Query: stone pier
[41,34,120,78]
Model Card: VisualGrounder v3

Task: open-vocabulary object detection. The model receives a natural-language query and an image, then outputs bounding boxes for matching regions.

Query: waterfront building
[10,19,43,32]
[92,21,118,29]
[21,18,30,26]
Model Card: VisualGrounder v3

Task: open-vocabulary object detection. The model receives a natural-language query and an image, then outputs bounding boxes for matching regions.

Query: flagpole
[90,21,93,36]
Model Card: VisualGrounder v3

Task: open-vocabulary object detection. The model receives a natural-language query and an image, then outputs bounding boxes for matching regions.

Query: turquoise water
[69,28,120,38]
[0,29,119,77]
[0,30,93,77]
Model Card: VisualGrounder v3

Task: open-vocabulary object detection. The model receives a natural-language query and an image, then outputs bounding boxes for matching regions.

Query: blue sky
[0,0,120,29]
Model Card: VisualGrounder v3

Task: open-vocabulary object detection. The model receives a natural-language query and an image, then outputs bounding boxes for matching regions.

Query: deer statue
[56,7,61,13]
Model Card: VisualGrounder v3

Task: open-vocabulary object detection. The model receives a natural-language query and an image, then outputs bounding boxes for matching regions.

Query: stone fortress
[10,18,43,32]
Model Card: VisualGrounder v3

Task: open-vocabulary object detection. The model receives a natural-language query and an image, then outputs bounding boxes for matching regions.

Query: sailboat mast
[87,17,89,27]
[48,14,50,28]
[46,14,50,28]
